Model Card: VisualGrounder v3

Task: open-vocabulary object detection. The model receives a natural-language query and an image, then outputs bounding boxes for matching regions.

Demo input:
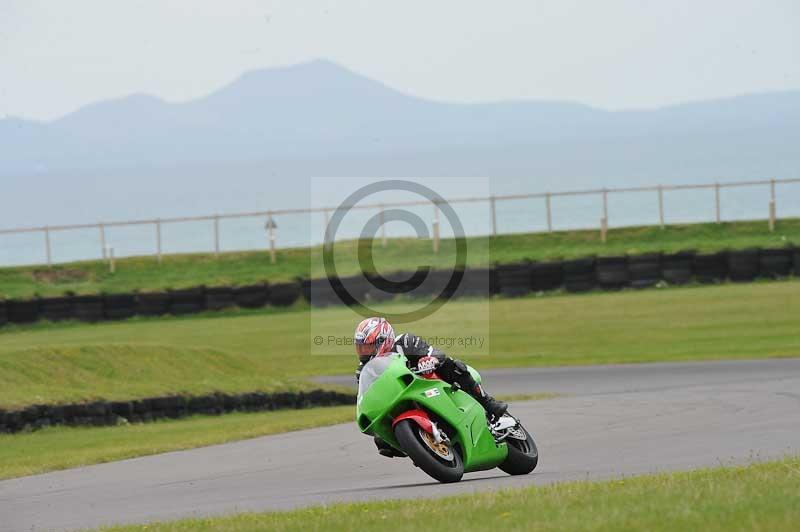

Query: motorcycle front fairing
[356,354,508,473]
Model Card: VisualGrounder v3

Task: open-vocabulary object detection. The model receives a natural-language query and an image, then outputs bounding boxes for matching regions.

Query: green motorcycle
[356,353,538,483]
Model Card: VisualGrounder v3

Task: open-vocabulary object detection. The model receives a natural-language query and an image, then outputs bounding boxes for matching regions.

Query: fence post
[99,223,107,259]
[432,202,440,254]
[600,189,609,243]
[109,247,116,274]
[267,212,276,264]
[769,179,776,231]
[155,219,162,264]
[379,204,387,247]
[601,217,608,243]
[715,182,721,223]
[490,195,497,236]
[44,226,52,266]
[545,192,553,233]
[658,186,665,228]
[323,209,332,251]
[213,215,220,257]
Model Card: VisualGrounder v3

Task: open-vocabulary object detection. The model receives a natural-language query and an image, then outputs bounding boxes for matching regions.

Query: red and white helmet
[354,317,395,363]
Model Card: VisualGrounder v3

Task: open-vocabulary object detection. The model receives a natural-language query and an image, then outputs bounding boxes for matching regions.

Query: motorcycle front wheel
[394,419,464,483]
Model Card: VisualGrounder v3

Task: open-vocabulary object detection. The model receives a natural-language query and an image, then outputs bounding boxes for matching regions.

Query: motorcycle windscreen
[357,354,401,402]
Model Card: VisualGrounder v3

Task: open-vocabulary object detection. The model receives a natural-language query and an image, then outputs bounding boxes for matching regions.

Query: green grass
[0,406,355,480]
[1,218,798,298]
[0,344,310,409]
[1,280,798,409]
[100,455,800,532]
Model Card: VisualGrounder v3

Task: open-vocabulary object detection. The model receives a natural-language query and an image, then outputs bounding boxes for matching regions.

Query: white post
[109,247,116,274]
[155,219,163,264]
[99,223,107,259]
[658,186,665,229]
[715,182,721,223]
[601,217,608,243]
[432,203,440,254]
[267,212,276,264]
[490,195,497,236]
[545,192,553,233]
[213,215,220,257]
[44,226,52,266]
[602,188,609,225]
[769,179,776,231]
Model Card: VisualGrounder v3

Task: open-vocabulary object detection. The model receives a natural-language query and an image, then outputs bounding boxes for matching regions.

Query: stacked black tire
[693,251,728,283]
[727,249,760,282]
[661,251,694,285]
[531,262,563,292]
[169,287,206,315]
[206,286,235,311]
[795,248,800,277]
[496,263,532,297]
[104,294,136,320]
[595,256,630,290]
[628,253,662,289]
[562,258,595,293]
[233,284,270,308]
[136,292,171,316]
[760,248,794,278]
[7,299,40,324]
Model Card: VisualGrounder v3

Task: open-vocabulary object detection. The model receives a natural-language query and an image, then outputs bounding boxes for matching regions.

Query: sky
[0,0,798,121]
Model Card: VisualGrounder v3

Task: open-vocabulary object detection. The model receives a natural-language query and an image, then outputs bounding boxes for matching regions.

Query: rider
[354,317,508,457]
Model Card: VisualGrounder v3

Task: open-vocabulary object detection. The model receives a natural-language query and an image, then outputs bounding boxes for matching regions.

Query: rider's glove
[414,355,440,375]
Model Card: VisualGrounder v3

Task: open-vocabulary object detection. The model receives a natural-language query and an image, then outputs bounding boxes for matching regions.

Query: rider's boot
[473,384,508,420]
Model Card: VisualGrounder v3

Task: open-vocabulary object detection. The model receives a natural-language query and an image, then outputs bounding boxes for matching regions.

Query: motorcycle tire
[394,419,463,483]
[499,424,538,475]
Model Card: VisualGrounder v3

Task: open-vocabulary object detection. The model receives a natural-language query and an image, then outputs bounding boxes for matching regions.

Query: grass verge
[99,455,800,532]
[0,406,354,480]
[0,344,311,409]
[1,280,798,409]
[1,218,798,298]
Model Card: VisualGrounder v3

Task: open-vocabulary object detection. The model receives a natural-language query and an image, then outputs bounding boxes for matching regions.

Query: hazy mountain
[1,59,798,226]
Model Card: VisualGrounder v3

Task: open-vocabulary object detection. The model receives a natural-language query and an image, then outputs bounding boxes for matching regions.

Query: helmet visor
[356,341,376,358]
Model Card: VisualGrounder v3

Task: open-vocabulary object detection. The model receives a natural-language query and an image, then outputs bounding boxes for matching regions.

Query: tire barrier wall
[0,281,302,327]
[1,247,798,326]
[0,389,356,434]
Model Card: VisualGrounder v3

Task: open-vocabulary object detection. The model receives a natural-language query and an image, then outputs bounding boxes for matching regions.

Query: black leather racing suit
[356,333,482,395]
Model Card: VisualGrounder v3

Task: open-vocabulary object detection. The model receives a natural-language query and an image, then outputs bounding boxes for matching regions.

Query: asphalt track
[2,358,799,531]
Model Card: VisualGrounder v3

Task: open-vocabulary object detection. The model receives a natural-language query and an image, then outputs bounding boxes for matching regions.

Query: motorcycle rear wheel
[394,419,464,483]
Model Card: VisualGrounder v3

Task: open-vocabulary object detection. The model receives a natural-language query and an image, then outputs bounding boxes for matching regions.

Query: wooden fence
[1,177,799,267]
